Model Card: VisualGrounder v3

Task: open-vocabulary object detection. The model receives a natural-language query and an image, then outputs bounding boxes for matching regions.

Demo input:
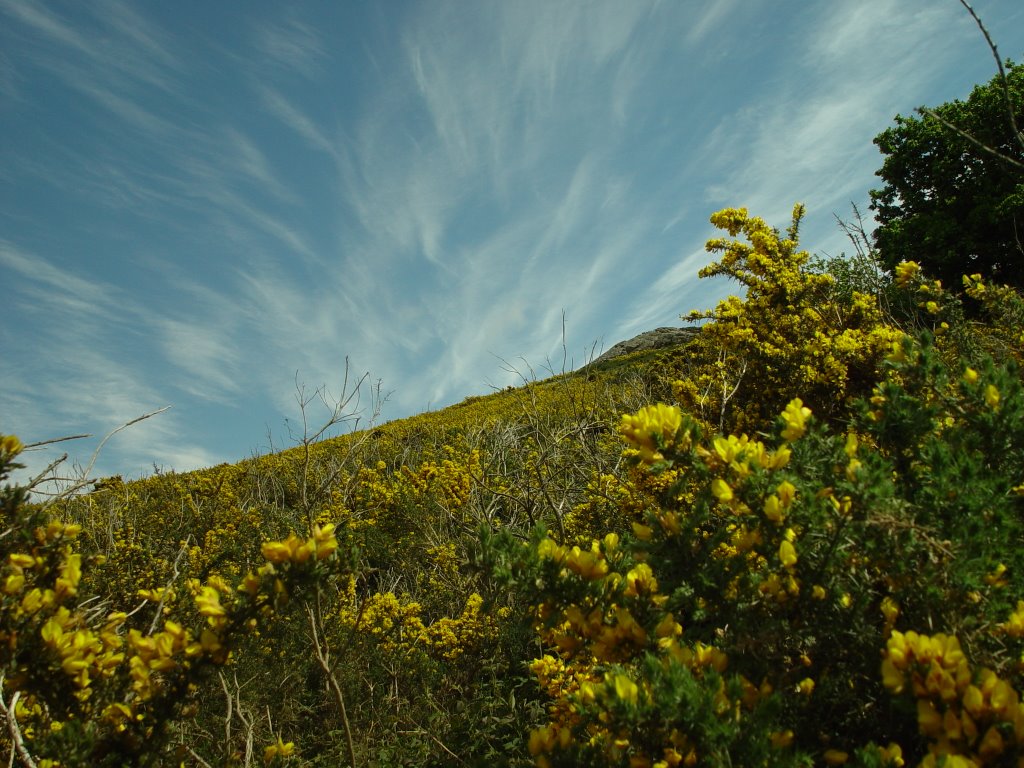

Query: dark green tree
[869,60,1024,290]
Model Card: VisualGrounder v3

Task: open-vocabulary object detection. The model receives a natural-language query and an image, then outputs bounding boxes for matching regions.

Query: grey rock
[588,327,699,367]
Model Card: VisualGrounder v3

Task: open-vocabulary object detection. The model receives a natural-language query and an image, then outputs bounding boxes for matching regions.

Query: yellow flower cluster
[1000,601,1024,638]
[895,260,921,288]
[126,618,221,700]
[882,629,1024,765]
[529,655,726,767]
[619,404,686,464]
[529,653,594,734]
[40,607,124,695]
[342,590,493,663]
[422,593,489,661]
[538,536,615,582]
[399,447,481,509]
[780,398,812,442]
[2,509,294,755]
[260,523,339,564]
[263,735,296,763]
[0,434,23,459]
[681,205,903,433]
[353,462,397,515]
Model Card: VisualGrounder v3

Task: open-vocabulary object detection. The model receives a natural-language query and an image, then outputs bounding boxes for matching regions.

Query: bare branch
[32,407,171,505]
[956,0,1024,153]
[0,678,37,768]
[83,406,171,480]
[147,538,192,635]
[399,717,467,766]
[306,602,357,766]
[183,746,213,768]
[26,454,71,491]
[22,434,91,450]
[917,107,1024,170]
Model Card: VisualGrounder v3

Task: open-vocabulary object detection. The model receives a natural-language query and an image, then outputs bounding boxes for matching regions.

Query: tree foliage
[870,61,1024,290]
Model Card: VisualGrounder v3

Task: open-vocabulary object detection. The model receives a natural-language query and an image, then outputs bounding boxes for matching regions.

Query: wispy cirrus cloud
[0,0,96,58]
[0,0,181,95]
[0,241,214,482]
[258,85,338,160]
[1,241,121,319]
[685,0,742,45]
[623,0,979,342]
[251,15,326,79]
[4,0,1019,484]
[700,0,966,218]
[321,0,696,412]
[220,127,300,205]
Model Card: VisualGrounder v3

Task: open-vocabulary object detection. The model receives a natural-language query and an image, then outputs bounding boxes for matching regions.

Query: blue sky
[2,0,1022,485]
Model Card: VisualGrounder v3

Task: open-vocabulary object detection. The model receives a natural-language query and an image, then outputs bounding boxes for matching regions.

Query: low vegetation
[1,56,1022,768]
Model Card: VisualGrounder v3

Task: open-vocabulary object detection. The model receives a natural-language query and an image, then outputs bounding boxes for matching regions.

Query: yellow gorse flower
[195,586,226,618]
[1000,601,1024,637]
[0,434,24,458]
[611,672,639,704]
[624,563,658,598]
[263,736,296,763]
[778,540,797,569]
[984,384,1000,409]
[894,260,920,287]
[780,399,811,442]
[619,404,685,464]
[261,524,339,565]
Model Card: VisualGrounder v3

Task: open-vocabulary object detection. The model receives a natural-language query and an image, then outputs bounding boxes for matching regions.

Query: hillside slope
[2,207,1023,767]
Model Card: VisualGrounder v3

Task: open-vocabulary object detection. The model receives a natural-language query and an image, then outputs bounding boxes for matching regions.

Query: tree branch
[917,107,1024,170]
[0,679,37,768]
[956,0,1024,154]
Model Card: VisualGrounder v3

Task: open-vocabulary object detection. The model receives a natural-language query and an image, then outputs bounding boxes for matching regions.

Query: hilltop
[588,327,698,367]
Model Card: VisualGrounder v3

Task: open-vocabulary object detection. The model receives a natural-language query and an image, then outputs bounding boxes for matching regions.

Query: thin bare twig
[399,717,468,766]
[218,671,256,766]
[917,0,1024,170]
[956,0,1024,153]
[918,107,1024,170]
[30,407,171,506]
[82,407,171,483]
[184,746,213,768]
[22,434,91,450]
[27,454,71,491]
[306,603,357,767]
[147,538,192,635]
[0,677,37,768]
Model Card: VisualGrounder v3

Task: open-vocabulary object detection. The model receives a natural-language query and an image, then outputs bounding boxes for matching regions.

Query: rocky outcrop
[588,326,698,367]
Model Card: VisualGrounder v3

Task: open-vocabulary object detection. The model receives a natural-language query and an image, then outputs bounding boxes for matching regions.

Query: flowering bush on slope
[485,207,1024,767]
[677,205,902,434]
[0,434,351,766]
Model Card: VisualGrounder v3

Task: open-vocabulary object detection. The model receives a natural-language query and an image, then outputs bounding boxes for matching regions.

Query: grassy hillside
[2,204,1024,767]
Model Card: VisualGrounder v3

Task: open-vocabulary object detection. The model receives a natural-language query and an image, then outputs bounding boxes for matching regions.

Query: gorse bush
[3,204,1024,766]
[499,336,1024,766]
[677,205,902,434]
[0,434,352,766]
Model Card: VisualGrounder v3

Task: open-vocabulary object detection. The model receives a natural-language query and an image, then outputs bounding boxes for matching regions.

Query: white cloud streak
[259,85,339,159]
[251,16,326,79]
[4,0,1020,482]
